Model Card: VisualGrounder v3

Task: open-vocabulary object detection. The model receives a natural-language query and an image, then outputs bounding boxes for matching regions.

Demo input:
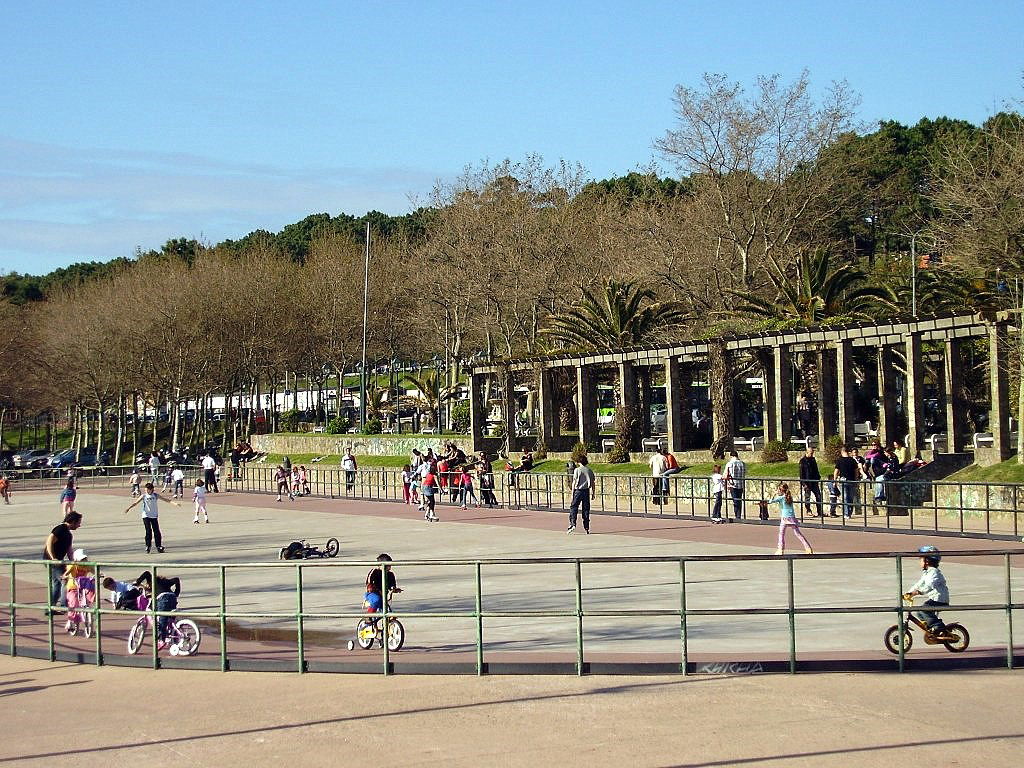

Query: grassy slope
[946,458,1024,483]
[262,452,801,477]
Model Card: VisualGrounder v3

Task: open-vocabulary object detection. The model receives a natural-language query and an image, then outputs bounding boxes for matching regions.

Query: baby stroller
[65,575,97,637]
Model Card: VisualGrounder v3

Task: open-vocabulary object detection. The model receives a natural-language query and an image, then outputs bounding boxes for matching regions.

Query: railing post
[679,559,688,675]
[1006,553,1014,670]
[574,559,583,676]
[220,565,228,672]
[475,562,484,676]
[896,555,906,673]
[296,564,305,674]
[9,561,16,657]
[46,561,55,662]
[787,558,796,674]
[381,563,391,676]
[150,563,159,670]
[92,562,102,666]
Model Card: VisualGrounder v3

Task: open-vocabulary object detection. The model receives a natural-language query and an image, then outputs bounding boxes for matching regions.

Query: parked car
[13,449,50,468]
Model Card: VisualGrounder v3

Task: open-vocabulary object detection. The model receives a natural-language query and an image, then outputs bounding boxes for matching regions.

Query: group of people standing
[798,440,915,519]
[401,443,500,522]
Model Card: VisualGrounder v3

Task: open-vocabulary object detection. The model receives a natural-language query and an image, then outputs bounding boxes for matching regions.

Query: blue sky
[2,1,1021,275]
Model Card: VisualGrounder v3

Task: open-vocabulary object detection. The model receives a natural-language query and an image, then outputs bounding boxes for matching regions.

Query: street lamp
[891,229,925,318]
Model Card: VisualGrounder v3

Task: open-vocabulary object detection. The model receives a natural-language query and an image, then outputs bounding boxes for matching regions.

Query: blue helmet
[918,545,941,563]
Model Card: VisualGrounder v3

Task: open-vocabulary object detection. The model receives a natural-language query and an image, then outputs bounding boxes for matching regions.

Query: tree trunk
[708,341,735,459]
[114,390,124,465]
[131,394,139,461]
[95,401,105,465]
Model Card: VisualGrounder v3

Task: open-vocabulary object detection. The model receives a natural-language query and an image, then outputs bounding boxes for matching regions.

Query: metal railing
[230,465,1024,540]
[3,551,1022,675]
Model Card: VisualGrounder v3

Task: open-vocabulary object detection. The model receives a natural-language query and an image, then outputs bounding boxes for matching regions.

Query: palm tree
[730,249,898,404]
[543,280,686,460]
[729,249,896,325]
[400,370,458,430]
[542,279,687,353]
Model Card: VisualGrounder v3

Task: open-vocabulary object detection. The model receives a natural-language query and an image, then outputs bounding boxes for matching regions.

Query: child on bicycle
[904,545,949,634]
[134,570,182,642]
[363,553,402,615]
[63,549,95,633]
[102,576,142,610]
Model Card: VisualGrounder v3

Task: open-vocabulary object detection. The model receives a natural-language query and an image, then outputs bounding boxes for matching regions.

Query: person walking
[274,465,292,502]
[833,445,862,519]
[124,482,179,554]
[766,483,814,555]
[724,451,747,520]
[42,511,82,609]
[798,447,823,518]
[0,473,10,504]
[648,448,667,506]
[59,478,77,516]
[201,452,219,493]
[709,464,725,523]
[170,464,185,498]
[567,455,596,534]
[148,451,161,485]
[192,478,209,523]
[341,449,357,493]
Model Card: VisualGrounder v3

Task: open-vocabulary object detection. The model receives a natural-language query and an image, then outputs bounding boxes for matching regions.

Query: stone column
[536,367,558,449]
[500,369,516,452]
[665,356,689,452]
[876,346,898,446]
[770,346,793,445]
[758,350,776,444]
[989,322,1011,460]
[817,348,838,443]
[835,340,856,447]
[469,371,487,451]
[944,339,965,452]
[618,361,639,451]
[576,365,598,449]
[904,334,924,456]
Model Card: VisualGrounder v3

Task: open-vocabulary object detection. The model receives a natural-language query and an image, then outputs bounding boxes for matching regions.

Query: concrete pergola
[468,313,1018,461]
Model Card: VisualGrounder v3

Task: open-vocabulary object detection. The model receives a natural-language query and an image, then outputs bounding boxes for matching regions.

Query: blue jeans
[730,487,744,519]
[569,488,591,529]
[155,592,178,639]
[840,481,858,518]
[914,599,947,631]
[48,562,66,608]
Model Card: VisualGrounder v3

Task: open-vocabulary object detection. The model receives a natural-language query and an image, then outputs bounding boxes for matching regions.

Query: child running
[192,478,209,524]
[766,482,814,555]
[129,468,142,497]
[459,466,478,509]
[401,464,412,504]
[59,478,77,516]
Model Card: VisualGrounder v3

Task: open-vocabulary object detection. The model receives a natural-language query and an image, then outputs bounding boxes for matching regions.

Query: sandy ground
[1,654,1022,767]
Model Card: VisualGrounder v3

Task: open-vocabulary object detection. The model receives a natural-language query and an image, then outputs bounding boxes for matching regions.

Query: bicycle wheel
[325,538,340,558]
[386,619,405,652]
[883,624,912,654]
[942,623,970,653]
[173,619,202,656]
[128,617,147,654]
[355,618,375,650]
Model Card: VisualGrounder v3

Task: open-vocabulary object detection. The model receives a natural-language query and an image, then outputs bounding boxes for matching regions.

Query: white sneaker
[566,525,575,534]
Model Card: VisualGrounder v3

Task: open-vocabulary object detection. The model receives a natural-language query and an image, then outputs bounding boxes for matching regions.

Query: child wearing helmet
[363,553,402,614]
[904,545,949,633]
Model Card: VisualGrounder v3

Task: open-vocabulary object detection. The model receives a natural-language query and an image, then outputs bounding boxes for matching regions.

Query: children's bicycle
[346,592,405,652]
[65,577,96,638]
[127,594,202,656]
[883,595,970,654]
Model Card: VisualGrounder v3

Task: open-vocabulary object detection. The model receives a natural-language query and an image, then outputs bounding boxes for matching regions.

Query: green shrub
[326,417,349,435]
[533,441,548,460]
[279,409,301,432]
[570,440,588,464]
[823,434,844,464]
[363,418,383,435]
[760,439,788,463]
[450,401,471,433]
[491,422,507,439]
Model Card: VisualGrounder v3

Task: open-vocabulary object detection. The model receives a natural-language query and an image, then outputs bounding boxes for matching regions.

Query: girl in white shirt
[192,479,208,524]
[710,464,725,523]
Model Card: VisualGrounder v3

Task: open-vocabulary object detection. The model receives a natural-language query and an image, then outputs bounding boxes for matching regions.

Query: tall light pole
[891,229,924,318]
[359,222,370,430]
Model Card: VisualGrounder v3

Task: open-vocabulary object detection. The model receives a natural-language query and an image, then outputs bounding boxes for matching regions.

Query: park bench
[601,438,616,453]
[733,436,764,452]
[312,425,326,434]
[641,437,666,452]
[853,421,877,444]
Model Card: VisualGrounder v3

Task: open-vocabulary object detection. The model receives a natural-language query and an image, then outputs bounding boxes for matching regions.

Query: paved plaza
[3,486,1024,665]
